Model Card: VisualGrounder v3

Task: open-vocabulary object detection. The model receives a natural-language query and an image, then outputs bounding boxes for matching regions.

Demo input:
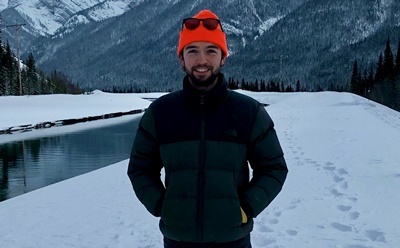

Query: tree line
[226,78,346,93]
[0,38,83,96]
[350,37,400,111]
[102,77,340,95]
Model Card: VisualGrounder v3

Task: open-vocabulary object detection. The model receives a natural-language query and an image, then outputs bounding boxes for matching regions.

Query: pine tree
[296,80,301,92]
[394,77,400,110]
[51,70,68,94]
[367,66,374,94]
[241,78,247,90]
[254,79,259,92]
[394,39,400,77]
[350,60,362,95]
[383,37,395,79]
[270,80,277,92]
[285,84,293,92]
[0,37,5,96]
[39,71,50,94]
[362,69,369,96]
[375,53,384,82]
[3,42,18,95]
[24,53,39,95]
[260,79,266,92]
[328,82,334,91]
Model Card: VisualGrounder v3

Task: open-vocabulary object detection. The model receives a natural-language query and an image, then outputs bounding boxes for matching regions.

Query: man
[128,9,288,248]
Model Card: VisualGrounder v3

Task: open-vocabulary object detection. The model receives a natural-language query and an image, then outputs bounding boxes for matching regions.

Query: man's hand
[240,207,248,224]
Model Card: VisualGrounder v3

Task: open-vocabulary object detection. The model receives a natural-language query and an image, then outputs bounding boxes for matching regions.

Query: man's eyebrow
[207,45,219,49]
[185,45,198,50]
[184,45,220,50]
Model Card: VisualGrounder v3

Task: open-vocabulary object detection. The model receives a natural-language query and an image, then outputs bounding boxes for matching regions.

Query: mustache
[193,65,212,70]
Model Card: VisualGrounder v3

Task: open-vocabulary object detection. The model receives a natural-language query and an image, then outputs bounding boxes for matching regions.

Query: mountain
[233,0,400,87]
[1,0,399,90]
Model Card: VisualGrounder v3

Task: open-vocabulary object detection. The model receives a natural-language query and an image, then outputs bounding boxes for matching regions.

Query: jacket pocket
[203,198,243,229]
[161,198,197,229]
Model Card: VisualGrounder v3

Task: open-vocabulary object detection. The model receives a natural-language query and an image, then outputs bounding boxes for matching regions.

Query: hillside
[1,0,400,90]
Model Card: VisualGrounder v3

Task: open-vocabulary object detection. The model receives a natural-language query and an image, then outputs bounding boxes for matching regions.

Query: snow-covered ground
[0,90,165,143]
[1,90,400,248]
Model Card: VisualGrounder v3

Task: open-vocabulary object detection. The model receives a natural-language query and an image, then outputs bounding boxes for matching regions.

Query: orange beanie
[177,9,228,57]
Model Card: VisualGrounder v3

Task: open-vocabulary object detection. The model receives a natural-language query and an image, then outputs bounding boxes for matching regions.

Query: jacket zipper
[198,94,206,241]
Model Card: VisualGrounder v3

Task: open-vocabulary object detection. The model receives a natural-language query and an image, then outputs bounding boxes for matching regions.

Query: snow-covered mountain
[0,0,142,36]
[1,0,399,90]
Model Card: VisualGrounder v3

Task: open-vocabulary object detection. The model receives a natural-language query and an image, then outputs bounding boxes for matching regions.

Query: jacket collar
[182,73,228,107]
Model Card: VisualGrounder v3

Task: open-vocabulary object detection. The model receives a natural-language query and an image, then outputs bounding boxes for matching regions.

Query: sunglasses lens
[184,18,200,30]
[202,19,219,30]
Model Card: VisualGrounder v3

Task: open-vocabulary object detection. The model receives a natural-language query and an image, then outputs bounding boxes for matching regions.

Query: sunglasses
[182,18,224,32]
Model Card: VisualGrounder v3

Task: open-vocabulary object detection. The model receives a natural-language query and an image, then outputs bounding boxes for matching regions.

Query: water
[0,116,140,202]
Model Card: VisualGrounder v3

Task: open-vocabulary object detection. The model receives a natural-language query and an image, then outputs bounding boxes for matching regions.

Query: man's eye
[188,50,198,54]
[208,50,217,54]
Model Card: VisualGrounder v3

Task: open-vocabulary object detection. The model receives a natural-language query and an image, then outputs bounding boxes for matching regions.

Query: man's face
[180,41,226,91]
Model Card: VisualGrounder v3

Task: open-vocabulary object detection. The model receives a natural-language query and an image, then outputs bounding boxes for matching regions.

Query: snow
[0,90,150,129]
[1,90,400,247]
[0,0,6,10]
[16,2,63,35]
[258,16,282,36]
[0,0,136,36]
[88,1,133,22]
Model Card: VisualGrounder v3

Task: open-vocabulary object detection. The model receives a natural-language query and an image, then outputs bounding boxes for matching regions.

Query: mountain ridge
[1,0,399,90]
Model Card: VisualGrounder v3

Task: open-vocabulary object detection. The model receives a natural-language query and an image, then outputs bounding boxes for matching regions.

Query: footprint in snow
[285,230,298,236]
[339,181,348,190]
[252,236,276,247]
[348,211,360,220]
[331,222,353,232]
[330,189,345,197]
[347,197,358,202]
[336,205,352,212]
[268,218,279,225]
[305,158,318,165]
[333,175,345,182]
[257,224,274,233]
[364,229,386,242]
[324,166,336,171]
[286,198,302,210]
[336,168,349,175]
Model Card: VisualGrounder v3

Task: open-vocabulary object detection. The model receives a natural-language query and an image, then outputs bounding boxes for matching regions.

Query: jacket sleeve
[243,104,288,218]
[127,107,165,217]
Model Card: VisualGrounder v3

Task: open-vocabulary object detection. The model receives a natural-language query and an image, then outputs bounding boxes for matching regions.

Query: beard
[185,66,220,88]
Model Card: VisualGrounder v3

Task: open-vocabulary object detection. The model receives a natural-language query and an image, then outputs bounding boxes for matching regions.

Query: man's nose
[196,52,208,64]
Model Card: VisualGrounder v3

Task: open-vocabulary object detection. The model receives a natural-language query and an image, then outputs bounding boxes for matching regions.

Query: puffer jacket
[127,73,288,243]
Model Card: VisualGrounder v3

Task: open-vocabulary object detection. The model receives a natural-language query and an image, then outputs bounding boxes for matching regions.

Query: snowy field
[0,90,400,248]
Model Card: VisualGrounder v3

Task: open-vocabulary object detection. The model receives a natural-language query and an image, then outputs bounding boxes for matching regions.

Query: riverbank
[0,91,166,142]
[0,109,144,135]
[0,90,166,130]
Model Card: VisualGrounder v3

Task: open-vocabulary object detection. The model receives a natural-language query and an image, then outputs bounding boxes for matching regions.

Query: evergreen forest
[0,38,83,96]
[350,38,400,112]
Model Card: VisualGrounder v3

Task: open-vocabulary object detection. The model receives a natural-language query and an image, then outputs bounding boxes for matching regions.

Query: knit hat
[177,9,228,57]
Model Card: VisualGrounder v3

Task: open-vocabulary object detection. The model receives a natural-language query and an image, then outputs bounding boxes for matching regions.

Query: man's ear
[179,54,185,67]
[221,57,226,67]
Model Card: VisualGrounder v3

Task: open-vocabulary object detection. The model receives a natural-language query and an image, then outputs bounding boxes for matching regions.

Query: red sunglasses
[182,18,224,32]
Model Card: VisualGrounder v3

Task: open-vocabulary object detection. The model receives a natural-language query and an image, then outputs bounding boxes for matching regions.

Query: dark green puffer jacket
[128,73,288,243]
